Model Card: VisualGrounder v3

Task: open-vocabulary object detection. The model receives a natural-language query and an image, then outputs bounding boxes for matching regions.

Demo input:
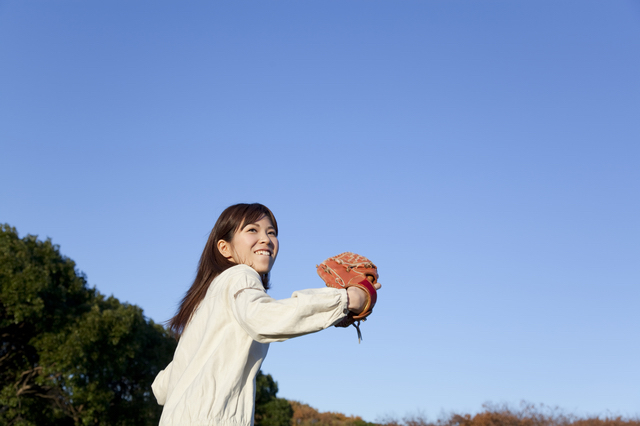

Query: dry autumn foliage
[377,403,640,426]
[290,400,375,426]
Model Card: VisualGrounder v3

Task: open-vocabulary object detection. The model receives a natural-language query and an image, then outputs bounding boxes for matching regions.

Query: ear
[217,239,233,260]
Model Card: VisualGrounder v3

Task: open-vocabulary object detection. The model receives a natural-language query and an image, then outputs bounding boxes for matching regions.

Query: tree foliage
[255,371,294,426]
[0,225,176,425]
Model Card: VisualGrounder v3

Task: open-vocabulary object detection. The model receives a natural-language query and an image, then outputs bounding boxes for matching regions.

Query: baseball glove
[316,252,378,342]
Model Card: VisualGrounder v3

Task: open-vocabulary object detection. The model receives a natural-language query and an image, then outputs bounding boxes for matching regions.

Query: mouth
[254,250,272,257]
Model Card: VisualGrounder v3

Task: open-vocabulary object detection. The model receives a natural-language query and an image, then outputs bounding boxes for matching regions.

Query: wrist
[347,287,365,313]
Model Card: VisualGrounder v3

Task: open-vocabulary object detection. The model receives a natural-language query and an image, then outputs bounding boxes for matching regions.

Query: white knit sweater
[152,264,349,426]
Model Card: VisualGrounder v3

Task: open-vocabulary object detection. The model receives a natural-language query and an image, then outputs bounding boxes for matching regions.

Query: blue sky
[1,0,639,422]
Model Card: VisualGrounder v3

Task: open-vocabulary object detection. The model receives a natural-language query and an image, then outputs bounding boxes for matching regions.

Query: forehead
[240,215,274,228]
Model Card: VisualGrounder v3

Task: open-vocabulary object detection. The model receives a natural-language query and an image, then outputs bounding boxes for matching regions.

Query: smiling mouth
[254,250,272,257]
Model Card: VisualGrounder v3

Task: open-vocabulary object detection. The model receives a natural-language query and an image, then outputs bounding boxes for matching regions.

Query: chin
[242,258,270,274]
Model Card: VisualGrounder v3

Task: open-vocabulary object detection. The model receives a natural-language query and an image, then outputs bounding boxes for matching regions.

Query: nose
[260,230,273,246]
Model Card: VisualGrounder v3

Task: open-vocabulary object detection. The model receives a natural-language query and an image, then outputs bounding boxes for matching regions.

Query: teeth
[255,250,271,256]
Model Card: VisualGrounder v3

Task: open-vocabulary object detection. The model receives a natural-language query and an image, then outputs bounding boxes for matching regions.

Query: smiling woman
[152,203,381,426]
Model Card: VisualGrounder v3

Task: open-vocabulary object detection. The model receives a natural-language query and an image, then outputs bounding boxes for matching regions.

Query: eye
[246,227,257,233]
[268,230,277,236]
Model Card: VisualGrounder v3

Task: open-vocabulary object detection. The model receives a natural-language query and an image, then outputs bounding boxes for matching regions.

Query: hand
[347,280,381,314]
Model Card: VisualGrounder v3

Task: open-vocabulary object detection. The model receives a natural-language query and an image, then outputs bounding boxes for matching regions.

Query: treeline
[2,225,638,426]
[281,401,640,426]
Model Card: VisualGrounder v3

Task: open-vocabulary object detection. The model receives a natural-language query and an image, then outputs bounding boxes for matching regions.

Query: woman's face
[218,216,279,275]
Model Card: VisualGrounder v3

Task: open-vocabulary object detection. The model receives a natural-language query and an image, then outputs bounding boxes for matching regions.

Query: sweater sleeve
[227,266,349,343]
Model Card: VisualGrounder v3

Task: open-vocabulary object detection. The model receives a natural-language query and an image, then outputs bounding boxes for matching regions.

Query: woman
[152,203,379,426]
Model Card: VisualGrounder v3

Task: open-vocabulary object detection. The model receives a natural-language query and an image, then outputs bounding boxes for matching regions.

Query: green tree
[0,225,176,425]
[255,370,293,426]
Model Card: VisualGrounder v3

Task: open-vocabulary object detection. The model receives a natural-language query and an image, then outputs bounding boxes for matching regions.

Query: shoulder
[209,265,263,295]
[223,264,262,281]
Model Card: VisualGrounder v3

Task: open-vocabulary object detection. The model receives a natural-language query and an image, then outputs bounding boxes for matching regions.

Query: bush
[377,402,640,426]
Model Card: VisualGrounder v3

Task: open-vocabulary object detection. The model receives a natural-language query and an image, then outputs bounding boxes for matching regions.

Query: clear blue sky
[1,0,639,422]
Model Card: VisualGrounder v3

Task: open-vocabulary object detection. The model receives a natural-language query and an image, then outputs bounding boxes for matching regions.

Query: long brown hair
[168,203,278,337]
